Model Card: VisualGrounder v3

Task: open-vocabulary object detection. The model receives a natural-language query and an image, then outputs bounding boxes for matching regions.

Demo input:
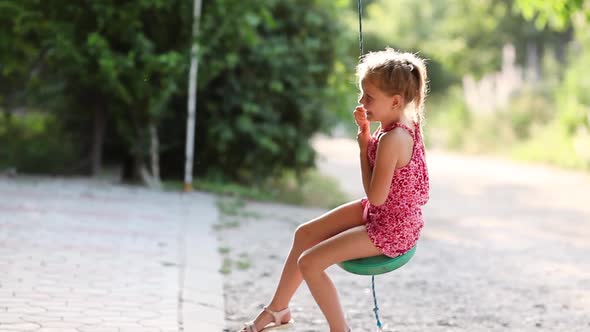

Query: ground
[1,136,588,332]
[220,136,590,332]
[0,177,220,331]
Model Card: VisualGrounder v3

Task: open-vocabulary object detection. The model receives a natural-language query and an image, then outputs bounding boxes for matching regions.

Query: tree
[0,1,49,114]
[515,0,589,29]
[33,1,191,183]
[517,2,590,123]
[360,0,573,80]
[2,1,350,184]
[186,0,348,182]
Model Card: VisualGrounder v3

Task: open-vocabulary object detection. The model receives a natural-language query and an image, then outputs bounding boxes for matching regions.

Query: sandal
[242,306,294,332]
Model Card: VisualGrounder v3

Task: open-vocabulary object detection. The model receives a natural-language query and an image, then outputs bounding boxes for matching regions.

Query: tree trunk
[121,153,137,183]
[91,107,106,176]
[555,26,574,65]
[148,122,162,189]
[525,40,540,83]
[130,124,162,189]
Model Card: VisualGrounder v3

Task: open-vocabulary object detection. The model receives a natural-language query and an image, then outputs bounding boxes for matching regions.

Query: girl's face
[358,79,402,123]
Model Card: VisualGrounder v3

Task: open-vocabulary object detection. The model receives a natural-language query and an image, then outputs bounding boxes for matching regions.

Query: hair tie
[399,62,414,72]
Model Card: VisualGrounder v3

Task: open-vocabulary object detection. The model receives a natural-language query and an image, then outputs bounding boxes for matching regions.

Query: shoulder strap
[382,122,416,140]
[413,121,424,145]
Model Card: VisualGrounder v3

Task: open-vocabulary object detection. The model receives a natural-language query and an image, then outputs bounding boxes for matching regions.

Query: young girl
[239,48,430,332]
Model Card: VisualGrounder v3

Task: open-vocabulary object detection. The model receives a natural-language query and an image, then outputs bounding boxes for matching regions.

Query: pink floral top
[360,121,430,257]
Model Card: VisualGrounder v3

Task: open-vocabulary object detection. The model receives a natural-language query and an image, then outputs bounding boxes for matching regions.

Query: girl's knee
[296,251,313,275]
[294,224,312,246]
[297,249,322,276]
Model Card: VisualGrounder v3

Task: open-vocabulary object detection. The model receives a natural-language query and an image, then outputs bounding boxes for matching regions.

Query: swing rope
[357,0,383,330]
[357,0,364,56]
[371,275,383,330]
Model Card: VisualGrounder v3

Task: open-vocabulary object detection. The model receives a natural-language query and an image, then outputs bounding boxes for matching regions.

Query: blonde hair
[356,48,428,123]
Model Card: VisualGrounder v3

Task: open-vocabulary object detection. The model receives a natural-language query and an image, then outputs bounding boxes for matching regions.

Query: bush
[425,86,471,150]
[192,0,348,183]
[0,113,78,174]
[426,84,556,154]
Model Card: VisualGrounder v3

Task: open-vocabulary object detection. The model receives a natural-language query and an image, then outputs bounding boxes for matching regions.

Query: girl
[239,48,430,332]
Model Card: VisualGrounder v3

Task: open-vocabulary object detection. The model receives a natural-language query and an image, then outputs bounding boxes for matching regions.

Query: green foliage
[236,254,252,270]
[425,87,471,150]
[0,1,49,109]
[5,0,588,183]
[1,0,195,177]
[41,0,191,162]
[265,169,349,208]
[360,0,570,79]
[194,0,348,182]
[216,197,247,217]
[0,113,78,173]
[3,1,349,184]
[407,0,590,172]
[511,122,589,169]
[164,167,348,209]
[555,19,590,133]
[427,60,590,170]
[508,1,590,169]
[516,0,588,29]
[507,88,555,139]
[427,84,556,154]
[220,256,233,275]
[218,246,231,255]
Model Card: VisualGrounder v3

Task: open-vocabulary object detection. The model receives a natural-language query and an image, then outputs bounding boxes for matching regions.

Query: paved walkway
[0,177,223,331]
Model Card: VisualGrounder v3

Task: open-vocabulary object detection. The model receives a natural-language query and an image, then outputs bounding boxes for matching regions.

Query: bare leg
[298,225,382,332]
[238,200,365,332]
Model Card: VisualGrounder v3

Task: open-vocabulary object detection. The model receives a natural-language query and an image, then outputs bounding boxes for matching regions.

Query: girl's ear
[391,95,404,111]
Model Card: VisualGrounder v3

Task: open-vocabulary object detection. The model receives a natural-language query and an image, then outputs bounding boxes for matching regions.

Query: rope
[371,275,383,330]
[357,0,364,56]
[358,1,382,330]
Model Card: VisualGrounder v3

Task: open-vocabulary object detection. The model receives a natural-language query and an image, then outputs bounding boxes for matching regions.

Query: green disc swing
[337,1,417,330]
[338,246,417,331]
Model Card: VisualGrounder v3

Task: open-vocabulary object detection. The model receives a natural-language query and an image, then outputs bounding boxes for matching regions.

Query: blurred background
[1,0,589,206]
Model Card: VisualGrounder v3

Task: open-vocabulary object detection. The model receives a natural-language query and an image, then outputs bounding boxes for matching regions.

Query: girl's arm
[359,136,372,197]
[364,129,410,206]
[354,106,372,196]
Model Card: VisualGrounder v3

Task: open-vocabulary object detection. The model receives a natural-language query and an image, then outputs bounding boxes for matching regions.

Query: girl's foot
[239,306,293,332]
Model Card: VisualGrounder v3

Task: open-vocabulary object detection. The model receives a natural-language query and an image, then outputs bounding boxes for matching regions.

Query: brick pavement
[0,177,223,332]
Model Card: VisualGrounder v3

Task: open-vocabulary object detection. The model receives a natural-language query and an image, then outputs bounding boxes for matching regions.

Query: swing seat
[338,245,416,276]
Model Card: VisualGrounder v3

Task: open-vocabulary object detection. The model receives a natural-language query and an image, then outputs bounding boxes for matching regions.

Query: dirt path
[221,136,590,332]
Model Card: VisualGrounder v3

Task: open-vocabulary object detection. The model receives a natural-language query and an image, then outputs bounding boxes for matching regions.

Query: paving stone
[0,322,42,331]
[0,178,225,331]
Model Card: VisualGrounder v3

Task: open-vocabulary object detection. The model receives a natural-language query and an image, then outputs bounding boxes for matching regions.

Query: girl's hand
[354,106,370,149]
[353,106,370,133]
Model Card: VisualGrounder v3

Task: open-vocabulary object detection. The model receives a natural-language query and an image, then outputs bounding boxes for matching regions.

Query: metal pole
[184,0,203,192]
